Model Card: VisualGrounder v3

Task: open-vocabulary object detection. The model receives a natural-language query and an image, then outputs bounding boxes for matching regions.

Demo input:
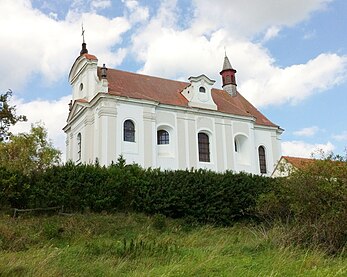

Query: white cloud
[1,0,345,110]
[333,131,347,141]
[191,0,332,38]
[0,0,130,94]
[130,0,347,108]
[0,0,345,165]
[242,53,347,107]
[48,12,58,20]
[262,26,281,42]
[122,0,149,24]
[293,126,320,137]
[133,28,227,81]
[90,0,111,10]
[282,140,335,158]
[10,95,70,161]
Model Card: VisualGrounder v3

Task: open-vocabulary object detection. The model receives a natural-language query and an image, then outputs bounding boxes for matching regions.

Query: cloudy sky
[1,0,346,160]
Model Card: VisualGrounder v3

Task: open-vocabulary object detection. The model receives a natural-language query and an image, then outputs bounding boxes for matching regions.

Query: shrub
[258,158,347,253]
[1,158,272,226]
[0,167,29,208]
[133,169,272,225]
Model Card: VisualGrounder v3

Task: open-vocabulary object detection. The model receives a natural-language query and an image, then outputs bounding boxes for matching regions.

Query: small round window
[80,83,84,91]
[199,86,206,93]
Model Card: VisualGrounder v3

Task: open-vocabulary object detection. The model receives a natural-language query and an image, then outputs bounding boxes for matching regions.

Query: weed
[152,213,167,231]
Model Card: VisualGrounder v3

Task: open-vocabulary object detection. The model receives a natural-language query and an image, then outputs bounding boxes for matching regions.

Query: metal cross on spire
[80,23,88,55]
[81,23,85,43]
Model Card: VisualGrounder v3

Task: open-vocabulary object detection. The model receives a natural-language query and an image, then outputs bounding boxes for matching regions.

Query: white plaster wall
[117,101,144,166]
[70,57,99,102]
[68,110,87,163]
[253,127,282,176]
[66,95,281,176]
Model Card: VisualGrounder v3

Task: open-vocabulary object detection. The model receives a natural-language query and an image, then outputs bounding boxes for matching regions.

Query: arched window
[199,86,206,93]
[198,132,210,162]
[157,130,169,145]
[77,133,81,160]
[258,146,267,174]
[234,139,238,152]
[124,120,135,142]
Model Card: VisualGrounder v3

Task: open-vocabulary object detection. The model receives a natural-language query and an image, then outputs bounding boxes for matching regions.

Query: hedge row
[0,160,272,225]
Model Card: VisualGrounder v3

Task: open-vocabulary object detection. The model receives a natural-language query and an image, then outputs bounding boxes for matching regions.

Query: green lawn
[0,212,346,276]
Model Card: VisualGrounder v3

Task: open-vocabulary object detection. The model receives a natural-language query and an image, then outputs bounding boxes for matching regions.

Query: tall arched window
[157,130,169,144]
[258,146,267,174]
[124,120,135,142]
[198,132,210,162]
[77,133,81,160]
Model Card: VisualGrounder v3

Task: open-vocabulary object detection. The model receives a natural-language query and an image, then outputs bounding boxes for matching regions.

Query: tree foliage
[0,124,61,175]
[0,89,27,141]
[257,152,347,253]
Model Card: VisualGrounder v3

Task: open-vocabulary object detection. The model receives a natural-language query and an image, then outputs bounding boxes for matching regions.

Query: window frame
[199,86,206,93]
[123,119,135,142]
[157,129,170,145]
[77,132,81,161]
[198,132,210,162]
[258,145,267,174]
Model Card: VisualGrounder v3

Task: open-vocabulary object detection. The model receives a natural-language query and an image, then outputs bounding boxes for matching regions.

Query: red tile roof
[282,156,316,169]
[83,53,97,60]
[99,67,278,128]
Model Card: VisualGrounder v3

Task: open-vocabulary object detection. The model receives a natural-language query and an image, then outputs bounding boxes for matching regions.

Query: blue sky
[1,0,346,159]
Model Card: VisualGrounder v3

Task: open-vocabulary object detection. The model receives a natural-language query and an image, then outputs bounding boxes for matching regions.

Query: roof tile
[101,67,278,128]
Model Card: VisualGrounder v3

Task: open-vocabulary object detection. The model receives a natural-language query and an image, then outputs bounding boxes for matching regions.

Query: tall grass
[0,212,346,276]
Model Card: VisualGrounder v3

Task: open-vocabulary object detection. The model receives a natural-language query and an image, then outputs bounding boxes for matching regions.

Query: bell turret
[220,53,237,96]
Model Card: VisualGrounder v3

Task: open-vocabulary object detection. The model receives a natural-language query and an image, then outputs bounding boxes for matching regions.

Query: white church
[63,41,283,175]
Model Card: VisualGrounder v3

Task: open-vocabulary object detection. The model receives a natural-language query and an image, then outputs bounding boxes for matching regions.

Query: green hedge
[133,169,271,224]
[0,161,272,225]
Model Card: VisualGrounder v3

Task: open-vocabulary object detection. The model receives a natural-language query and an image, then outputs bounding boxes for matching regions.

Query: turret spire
[80,23,88,55]
[220,51,237,96]
[222,53,233,71]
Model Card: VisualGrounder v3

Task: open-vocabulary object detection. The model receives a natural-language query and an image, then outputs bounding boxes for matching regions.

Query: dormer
[68,48,108,102]
[181,74,217,110]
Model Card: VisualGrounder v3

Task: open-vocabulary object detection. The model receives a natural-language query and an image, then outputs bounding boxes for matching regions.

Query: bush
[258,158,347,253]
[0,159,272,226]
[0,167,29,208]
[133,169,272,225]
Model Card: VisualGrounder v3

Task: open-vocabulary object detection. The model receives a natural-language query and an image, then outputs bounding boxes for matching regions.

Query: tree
[0,89,27,141]
[0,124,61,174]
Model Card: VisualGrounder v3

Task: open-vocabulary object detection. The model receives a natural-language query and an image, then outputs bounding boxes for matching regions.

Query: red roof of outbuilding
[282,156,316,169]
[99,67,278,128]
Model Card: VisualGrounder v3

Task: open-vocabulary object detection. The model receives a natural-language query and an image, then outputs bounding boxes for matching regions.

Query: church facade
[63,43,283,175]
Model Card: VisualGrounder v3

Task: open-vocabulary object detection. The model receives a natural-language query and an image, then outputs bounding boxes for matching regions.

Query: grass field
[0,212,346,276]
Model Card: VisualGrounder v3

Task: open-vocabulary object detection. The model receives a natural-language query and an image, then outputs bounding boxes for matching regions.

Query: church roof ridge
[98,67,278,128]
